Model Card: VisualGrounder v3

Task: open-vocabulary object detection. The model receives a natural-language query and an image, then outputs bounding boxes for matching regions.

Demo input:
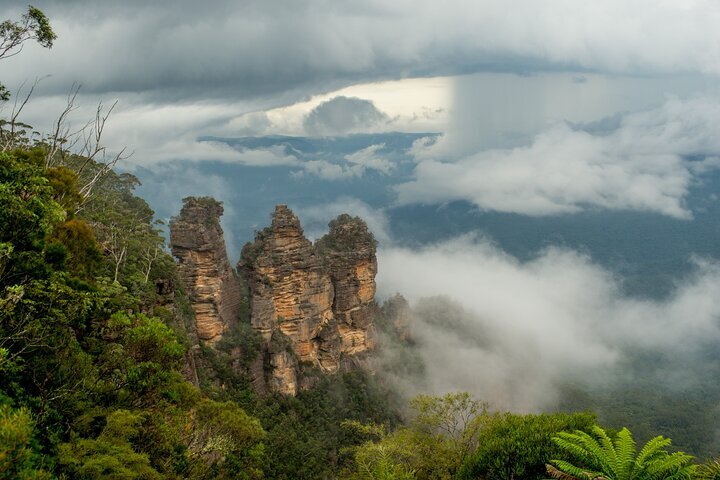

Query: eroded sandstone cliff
[240,206,377,395]
[317,214,378,362]
[170,197,241,345]
[171,199,378,396]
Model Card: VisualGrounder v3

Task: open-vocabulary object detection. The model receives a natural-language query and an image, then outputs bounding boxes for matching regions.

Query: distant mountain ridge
[198,132,440,157]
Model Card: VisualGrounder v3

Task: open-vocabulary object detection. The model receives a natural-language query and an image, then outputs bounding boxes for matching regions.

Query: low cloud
[297,197,391,246]
[397,97,720,218]
[345,144,393,174]
[292,144,394,180]
[376,235,720,411]
[303,96,388,136]
[225,111,275,136]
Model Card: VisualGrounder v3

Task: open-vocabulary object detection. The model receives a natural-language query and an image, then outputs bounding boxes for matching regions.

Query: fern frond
[615,428,637,480]
[697,459,720,480]
[570,430,616,475]
[592,425,619,477]
[553,434,597,466]
[550,459,602,480]
[635,436,672,468]
[661,465,697,480]
[547,463,583,480]
[643,452,694,480]
[553,425,689,480]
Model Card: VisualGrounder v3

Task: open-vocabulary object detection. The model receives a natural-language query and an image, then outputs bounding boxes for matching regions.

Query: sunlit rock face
[317,214,378,358]
[170,197,241,345]
[240,206,377,395]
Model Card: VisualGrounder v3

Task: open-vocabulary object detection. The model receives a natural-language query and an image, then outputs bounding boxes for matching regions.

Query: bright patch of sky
[227,76,452,136]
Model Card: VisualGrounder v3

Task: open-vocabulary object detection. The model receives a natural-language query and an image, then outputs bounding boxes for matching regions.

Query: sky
[4,1,720,416]
[3,0,720,218]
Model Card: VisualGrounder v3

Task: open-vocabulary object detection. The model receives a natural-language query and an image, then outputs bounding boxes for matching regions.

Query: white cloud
[397,97,720,218]
[376,235,720,411]
[297,160,351,180]
[225,111,275,136]
[291,144,394,180]
[297,197,391,246]
[345,144,394,174]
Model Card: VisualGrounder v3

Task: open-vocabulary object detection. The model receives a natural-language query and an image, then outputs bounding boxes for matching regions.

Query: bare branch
[0,78,43,151]
[44,83,80,168]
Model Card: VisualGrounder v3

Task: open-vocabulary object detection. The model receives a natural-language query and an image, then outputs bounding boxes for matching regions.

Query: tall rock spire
[240,205,377,395]
[170,197,241,345]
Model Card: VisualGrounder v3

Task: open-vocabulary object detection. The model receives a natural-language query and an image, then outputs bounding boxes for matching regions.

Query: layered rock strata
[240,206,377,395]
[316,214,378,359]
[170,197,241,345]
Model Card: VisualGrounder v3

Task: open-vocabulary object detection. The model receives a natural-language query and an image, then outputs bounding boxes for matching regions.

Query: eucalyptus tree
[0,6,56,101]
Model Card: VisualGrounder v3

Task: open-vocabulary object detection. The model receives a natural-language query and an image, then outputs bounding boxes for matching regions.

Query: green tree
[0,6,56,101]
[80,168,166,290]
[343,392,488,480]
[341,422,417,480]
[547,425,696,480]
[58,409,162,479]
[51,218,103,281]
[457,411,596,480]
[0,404,52,479]
[186,400,266,479]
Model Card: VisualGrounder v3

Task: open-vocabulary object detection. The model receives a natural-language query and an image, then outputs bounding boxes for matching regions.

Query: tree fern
[697,459,720,480]
[547,425,695,480]
[614,428,636,480]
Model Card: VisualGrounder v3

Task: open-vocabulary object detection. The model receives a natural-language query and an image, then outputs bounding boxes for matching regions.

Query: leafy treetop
[0,6,56,101]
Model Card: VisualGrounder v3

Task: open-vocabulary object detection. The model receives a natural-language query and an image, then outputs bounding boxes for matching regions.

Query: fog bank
[376,235,720,411]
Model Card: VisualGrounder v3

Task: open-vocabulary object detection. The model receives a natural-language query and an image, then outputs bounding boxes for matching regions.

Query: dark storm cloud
[3,0,720,104]
[2,1,428,102]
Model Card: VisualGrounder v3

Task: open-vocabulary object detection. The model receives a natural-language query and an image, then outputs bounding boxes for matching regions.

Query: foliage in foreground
[0,148,265,478]
[548,425,696,480]
[457,410,596,480]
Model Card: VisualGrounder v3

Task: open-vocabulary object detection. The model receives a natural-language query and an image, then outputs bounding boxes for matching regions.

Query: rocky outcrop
[170,197,241,345]
[381,293,412,342]
[317,214,378,359]
[240,206,378,395]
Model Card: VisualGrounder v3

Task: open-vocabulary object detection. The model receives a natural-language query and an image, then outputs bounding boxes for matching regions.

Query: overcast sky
[2,0,720,218]
[4,0,720,99]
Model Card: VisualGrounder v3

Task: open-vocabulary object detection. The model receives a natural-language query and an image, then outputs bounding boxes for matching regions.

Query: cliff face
[170,197,241,345]
[240,206,377,395]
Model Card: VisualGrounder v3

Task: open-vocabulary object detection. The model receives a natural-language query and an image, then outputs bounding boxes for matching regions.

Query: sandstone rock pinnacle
[170,197,241,345]
[240,205,378,395]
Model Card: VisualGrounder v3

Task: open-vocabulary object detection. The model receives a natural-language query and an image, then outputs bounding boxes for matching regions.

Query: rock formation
[317,214,378,361]
[240,206,377,395]
[170,197,241,345]
[170,199,379,396]
[381,293,412,342]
